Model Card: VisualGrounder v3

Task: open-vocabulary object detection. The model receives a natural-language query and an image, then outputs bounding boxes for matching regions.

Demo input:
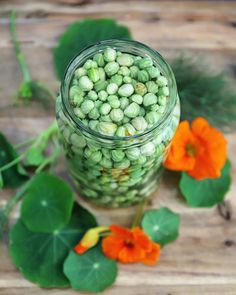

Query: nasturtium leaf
[179,160,231,207]
[64,244,118,293]
[21,173,74,233]
[54,18,132,79]
[141,207,180,246]
[0,132,28,188]
[9,204,97,288]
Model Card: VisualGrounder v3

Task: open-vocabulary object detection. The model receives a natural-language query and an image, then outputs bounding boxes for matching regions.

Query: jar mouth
[61,39,177,141]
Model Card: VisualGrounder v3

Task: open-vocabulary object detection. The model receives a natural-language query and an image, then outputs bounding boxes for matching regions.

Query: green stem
[35,135,60,174]
[10,10,31,82]
[0,153,26,173]
[0,181,30,240]
[131,199,148,228]
[14,136,37,149]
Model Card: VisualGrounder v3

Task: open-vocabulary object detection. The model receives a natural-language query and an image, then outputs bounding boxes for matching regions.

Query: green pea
[123,76,132,84]
[131,94,143,105]
[117,54,134,67]
[104,47,117,62]
[100,157,113,169]
[118,66,130,76]
[94,80,108,92]
[74,67,87,78]
[114,158,130,169]
[126,147,140,160]
[100,115,112,122]
[69,85,85,99]
[116,126,126,137]
[70,94,83,107]
[107,95,120,108]
[87,68,100,83]
[107,83,118,95]
[100,103,111,115]
[137,70,149,83]
[89,107,100,120]
[88,120,99,130]
[94,100,103,108]
[124,123,136,136]
[145,111,161,125]
[80,99,95,114]
[104,61,119,76]
[98,68,106,81]
[130,66,139,78]
[98,122,117,136]
[102,148,111,159]
[159,86,169,96]
[140,142,155,156]
[90,151,102,163]
[78,76,93,91]
[87,90,98,101]
[150,104,160,112]
[124,102,140,118]
[157,75,168,86]
[93,53,105,67]
[120,97,129,110]
[118,84,134,97]
[110,108,124,122]
[138,57,153,69]
[146,81,158,94]
[122,116,130,124]
[83,59,93,69]
[98,90,108,101]
[143,93,157,106]
[131,116,148,131]
[134,82,147,96]
[73,107,85,119]
[111,149,125,162]
[146,66,160,78]
[158,96,167,106]
[110,74,123,86]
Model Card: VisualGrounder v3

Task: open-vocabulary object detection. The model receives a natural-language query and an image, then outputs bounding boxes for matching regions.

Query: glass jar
[56,40,180,208]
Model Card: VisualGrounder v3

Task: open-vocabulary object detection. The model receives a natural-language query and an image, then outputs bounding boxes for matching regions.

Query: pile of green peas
[69,47,169,137]
[56,47,180,208]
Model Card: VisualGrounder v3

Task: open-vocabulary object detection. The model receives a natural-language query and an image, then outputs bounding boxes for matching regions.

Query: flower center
[125,239,134,248]
[186,143,197,157]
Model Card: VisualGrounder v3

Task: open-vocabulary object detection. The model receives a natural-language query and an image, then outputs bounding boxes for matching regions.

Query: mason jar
[56,39,180,208]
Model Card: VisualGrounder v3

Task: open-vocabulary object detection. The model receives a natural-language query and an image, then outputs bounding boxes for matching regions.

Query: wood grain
[0,1,236,294]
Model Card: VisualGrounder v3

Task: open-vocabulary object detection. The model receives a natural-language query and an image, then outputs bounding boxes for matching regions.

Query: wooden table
[0,1,236,294]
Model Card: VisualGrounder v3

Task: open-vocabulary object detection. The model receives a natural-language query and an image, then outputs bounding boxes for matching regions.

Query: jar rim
[61,39,178,141]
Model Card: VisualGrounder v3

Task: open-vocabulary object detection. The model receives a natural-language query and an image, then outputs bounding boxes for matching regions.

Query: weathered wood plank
[1,1,236,294]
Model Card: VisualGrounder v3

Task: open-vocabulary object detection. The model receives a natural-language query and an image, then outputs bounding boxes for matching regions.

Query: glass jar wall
[56,40,180,208]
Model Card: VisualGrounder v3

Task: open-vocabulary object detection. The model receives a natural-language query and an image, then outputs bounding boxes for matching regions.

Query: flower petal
[102,235,125,260]
[164,121,196,171]
[142,243,161,266]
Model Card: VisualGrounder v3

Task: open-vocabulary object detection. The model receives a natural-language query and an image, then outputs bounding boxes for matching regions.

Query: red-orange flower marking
[102,225,160,265]
[164,117,227,180]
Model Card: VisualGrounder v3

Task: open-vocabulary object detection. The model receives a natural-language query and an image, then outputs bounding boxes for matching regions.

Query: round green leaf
[54,18,132,79]
[21,173,74,233]
[0,132,28,188]
[180,160,231,207]
[9,204,97,288]
[64,244,117,293]
[141,207,180,246]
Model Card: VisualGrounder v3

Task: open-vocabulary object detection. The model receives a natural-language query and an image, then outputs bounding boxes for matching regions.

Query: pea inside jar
[56,40,180,208]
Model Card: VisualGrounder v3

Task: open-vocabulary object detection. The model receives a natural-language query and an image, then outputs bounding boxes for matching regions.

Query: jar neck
[60,39,178,146]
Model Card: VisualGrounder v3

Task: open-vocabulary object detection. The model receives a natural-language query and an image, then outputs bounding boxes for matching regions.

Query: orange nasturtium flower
[74,226,109,254]
[102,225,160,265]
[164,117,227,180]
